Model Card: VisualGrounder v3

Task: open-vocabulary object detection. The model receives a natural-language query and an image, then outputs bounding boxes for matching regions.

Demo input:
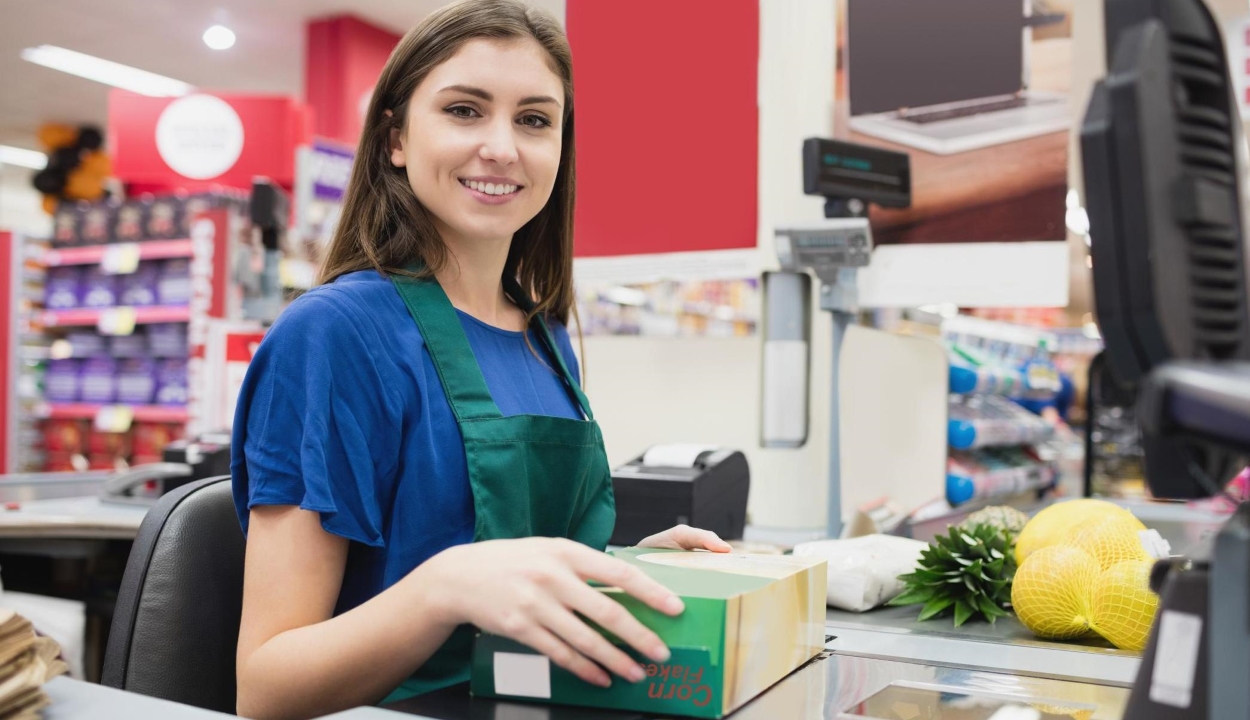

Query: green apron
[381,272,616,704]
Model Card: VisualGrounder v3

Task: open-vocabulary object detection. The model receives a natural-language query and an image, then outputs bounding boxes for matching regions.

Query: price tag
[94,405,135,433]
[101,243,141,275]
[97,307,138,336]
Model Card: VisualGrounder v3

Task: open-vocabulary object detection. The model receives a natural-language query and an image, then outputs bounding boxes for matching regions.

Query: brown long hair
[317,0,579,328]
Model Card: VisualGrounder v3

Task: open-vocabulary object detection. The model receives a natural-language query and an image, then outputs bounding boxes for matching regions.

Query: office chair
[102,475,244,714]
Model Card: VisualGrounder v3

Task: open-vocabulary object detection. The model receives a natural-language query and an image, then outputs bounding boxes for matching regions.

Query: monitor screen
[847,0,1024,115]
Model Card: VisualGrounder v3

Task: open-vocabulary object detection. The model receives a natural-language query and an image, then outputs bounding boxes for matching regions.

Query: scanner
[608,446,750,547]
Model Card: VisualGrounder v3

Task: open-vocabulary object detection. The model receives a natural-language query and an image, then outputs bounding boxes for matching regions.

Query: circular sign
[155,94,244,180]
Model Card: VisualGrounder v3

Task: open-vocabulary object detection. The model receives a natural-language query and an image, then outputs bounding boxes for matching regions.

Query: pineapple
[959,505,1029,536]
[888,522,1017,626]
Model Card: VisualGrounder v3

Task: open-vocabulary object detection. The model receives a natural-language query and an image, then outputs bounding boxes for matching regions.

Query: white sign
[155,94,245,180]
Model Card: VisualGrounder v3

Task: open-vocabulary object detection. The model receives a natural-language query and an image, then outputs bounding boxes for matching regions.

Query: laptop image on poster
[846,0,1069,156]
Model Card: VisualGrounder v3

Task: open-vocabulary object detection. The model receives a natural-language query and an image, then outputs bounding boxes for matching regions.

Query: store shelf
[42,239,193,267]
[40,305,191,328]
[37,403,189,424]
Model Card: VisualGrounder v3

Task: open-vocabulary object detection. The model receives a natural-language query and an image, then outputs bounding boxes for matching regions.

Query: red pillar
[305,16,402,148]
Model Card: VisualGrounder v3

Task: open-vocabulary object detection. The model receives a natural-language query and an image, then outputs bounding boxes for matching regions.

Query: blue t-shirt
[230,269,582,615]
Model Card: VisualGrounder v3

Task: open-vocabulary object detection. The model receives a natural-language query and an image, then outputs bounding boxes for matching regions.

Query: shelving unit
[40,306,191,328]
[42,239,193,267]
[36,403,190,424]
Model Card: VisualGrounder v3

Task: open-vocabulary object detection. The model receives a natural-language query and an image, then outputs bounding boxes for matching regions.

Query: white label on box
[1149,610,1203,708]
[97,308,137,336]
[493,652,551,699]
[102,243,141,275]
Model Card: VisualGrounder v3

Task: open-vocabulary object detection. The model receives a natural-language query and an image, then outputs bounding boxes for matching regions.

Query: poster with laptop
[834,0,1073,245]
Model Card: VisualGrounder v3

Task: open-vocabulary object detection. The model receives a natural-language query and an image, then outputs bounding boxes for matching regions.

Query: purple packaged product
[154,359,188,406]
[44,267,83,309]
[157,259,192,306]
[118,261,160,307]
[44,359,82,403]
[80,202,116,245]
[52,203,80,247]
[146,323,188,358]
[112,199,148,243]
[81,266,119,308]
[66,331,108,358]
[109,332,148,358]
[116,358,157,405]
[79,358,118,404]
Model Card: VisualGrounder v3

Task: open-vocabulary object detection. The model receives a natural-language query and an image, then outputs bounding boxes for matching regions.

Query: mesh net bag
[1011,545,1099,640]
[1089,559,1159,651]
[1066,513,1152,571]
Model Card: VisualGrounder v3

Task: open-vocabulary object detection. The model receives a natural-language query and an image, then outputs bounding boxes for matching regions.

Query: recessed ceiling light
[203,25,236,51]
[21,45,192,97]
[0,145,48,170]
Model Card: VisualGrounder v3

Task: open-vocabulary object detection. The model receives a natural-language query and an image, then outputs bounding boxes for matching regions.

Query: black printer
[608,446,750,547]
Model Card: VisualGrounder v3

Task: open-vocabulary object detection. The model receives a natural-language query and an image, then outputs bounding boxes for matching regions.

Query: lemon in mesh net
[1066,512,1152,571]
[1088,559,1159,651]
[1031,705,1093,720]
[1012,545,1100,639]
[1015,499,1143,564]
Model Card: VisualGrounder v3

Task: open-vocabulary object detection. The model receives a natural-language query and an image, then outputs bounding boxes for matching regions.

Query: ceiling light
[0,145,48,170]
[21,45,193,97]
[203,25,236,51]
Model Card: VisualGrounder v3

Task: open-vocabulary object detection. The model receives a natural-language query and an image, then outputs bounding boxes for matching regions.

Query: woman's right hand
[420,537,683,688]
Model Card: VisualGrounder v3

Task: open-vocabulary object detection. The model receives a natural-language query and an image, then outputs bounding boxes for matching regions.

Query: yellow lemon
[1012,545,1100,640]
[1016,499,1144,564]
[1089,559,1159,651]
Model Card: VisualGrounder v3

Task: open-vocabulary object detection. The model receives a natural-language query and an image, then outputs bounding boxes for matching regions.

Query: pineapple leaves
[891,519,1021,628]
[954,599,975,627]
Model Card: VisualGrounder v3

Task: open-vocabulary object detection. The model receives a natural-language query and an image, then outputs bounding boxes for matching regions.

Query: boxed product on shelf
[44,360,81,402]
[42,419,88,454]
[87,427,132,458]
[132,422,182,460]
[79,201,115,245]
[109,331,148,358]
[79,357,118,404]
[44,267,82,309]
[157,259,192,305]
[88,453,121,471]
[116,358,157,405]
[112,199,148,243]
[118,262,160,306]
[52,204,78,247]
[81,265,119,308]
[147,323,188,357]
[67,330,107,358]
[44,453,80,472]
[154,359,189,406]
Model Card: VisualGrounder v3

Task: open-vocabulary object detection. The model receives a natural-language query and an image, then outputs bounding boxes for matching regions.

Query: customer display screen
[847,0,1023,115]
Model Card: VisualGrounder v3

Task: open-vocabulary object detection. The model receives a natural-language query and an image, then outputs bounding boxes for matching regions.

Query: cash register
[608,444,750,547]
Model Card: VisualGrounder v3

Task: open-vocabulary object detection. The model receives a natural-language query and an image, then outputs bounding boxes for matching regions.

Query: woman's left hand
[636,525,733,553]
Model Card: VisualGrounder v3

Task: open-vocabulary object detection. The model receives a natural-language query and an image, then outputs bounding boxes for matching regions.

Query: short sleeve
[230,293,403,547]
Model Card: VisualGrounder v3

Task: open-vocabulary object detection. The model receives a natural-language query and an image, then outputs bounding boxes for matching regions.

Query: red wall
[567,0,759,257]
[306,16,401,148]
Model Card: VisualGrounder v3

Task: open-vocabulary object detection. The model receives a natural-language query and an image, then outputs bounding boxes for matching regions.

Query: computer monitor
[1081,0,1250,391]
[846,0,1023,115]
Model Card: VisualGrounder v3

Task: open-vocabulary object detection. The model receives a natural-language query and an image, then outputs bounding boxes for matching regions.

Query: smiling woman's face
[390,37,565,246]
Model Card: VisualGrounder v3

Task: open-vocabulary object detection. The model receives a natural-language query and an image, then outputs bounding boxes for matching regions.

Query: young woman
[230,2,730,718]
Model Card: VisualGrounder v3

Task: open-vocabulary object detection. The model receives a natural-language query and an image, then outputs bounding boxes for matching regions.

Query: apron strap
[391,272,503,422]
[503,276,596,422]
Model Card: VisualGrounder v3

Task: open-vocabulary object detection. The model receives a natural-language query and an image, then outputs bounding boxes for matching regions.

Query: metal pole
[827,309,853,539]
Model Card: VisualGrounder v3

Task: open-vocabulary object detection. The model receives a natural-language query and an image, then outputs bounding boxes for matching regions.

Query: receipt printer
[609,445,750,546]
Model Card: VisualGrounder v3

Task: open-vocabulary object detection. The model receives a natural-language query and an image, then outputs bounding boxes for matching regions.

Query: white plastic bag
[792,534,928,612]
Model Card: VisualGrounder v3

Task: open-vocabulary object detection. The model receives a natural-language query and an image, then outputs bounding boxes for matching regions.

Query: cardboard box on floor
[471,549,827,719]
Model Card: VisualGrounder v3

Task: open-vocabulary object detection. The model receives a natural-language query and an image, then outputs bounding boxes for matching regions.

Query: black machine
[608,448,750,547]
[1081,0,1250,717]
[802,138,911,219]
